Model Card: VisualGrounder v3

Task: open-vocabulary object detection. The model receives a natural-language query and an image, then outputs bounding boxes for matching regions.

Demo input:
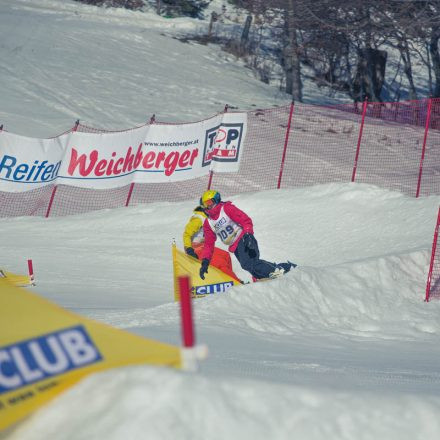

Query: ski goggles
[203,198,216,209]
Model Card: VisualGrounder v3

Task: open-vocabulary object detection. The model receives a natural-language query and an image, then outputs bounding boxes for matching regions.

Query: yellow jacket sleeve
[183,216,203,249]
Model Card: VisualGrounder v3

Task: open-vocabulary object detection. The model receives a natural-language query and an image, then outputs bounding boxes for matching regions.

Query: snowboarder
[198,190,296,281]
[183,203,239,281]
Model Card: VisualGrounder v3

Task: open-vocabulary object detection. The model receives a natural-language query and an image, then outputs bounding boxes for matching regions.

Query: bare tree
[282,0,302,101]
[224,0,440,102]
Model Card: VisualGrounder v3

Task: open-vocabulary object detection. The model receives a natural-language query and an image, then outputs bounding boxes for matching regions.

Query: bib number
[219,225,235,243]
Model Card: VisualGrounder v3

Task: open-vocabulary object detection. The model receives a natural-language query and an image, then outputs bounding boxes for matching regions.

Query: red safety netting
[209,105,292,196]
[0,185,54,217]
[426,207,440,302]
[279,103,361,188]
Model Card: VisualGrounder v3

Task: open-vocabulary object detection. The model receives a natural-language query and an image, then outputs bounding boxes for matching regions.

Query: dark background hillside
[74,0,440,104]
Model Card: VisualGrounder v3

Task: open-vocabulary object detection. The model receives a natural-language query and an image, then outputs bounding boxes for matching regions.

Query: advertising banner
[0,113,247,192]
[0,279,182,431]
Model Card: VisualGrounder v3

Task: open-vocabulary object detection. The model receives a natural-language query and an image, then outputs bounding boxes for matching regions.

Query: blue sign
[0,325,102,393]
[194,281,234,296]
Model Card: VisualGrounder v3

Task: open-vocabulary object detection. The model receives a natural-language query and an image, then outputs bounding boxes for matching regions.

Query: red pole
[425,206,440,302]
[179,276,195,347]
[126,116,156,204]
[207,170,214,190]
[416,98,432,198]
[46,120,80,218]
[277,101,295,189]
[27,259,34,283]
[45,186,57,218]
[208,105,229,190]
[351,99,368,182]
[125,183,135,207]
[126,116,155,205]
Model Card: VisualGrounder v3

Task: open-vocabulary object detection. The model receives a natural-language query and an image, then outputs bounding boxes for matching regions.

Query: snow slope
[0,0,289,138]
[1,1,440,439]
[2,184,440,440]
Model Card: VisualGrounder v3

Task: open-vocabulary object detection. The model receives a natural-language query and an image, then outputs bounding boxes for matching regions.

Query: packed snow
[1,1,440,439]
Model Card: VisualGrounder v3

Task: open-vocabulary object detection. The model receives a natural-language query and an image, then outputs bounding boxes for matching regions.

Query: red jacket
[201,201,254,261]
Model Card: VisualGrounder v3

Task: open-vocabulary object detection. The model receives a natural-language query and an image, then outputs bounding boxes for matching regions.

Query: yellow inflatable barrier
[172,243,241,301]
[0,279,182,431]
[0,269,34,287]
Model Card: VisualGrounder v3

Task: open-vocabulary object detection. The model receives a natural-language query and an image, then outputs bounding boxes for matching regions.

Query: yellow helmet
[200,190,221,210]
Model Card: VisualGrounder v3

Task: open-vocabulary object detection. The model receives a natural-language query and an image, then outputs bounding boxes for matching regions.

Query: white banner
[0,113,247,192]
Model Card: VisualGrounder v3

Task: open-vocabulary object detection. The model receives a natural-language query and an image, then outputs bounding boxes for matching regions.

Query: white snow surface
[0,0,290,138]
[1,1,440,439]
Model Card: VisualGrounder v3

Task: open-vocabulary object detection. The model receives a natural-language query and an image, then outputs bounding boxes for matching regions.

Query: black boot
[277,261,297,274]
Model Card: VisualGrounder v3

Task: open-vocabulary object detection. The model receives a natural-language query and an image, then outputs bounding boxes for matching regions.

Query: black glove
[199,258,210,280]
[242,233,253,248]
[185,247,198,259]
[242,233,257,258]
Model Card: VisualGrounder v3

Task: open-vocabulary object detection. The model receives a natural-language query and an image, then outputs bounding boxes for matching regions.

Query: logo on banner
[202,123,244,167]
[0,325,102,394]
[193,281,234,296]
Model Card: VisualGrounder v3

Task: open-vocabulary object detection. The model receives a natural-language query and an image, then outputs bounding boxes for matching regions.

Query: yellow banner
[0,279,182,431]
[0,269,33,287]
[172,243,241,301]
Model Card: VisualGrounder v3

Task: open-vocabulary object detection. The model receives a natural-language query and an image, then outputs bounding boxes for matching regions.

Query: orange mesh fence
[0,185,54,217]
[209,105,291,196]
[426,207,440,302]
[280,103,361,188]
[351,101,427,195]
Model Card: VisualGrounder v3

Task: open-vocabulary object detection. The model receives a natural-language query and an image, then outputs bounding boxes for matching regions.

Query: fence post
[45,120,80,218]
[125,183,135,207]
[126,114,155,207]
[351,98,368,182]
[45,186,57,218]
[207,166,214,189]
[416,98,432,198]
[425,206,440,302]
[208,105,229,190]
[277,100,295,189]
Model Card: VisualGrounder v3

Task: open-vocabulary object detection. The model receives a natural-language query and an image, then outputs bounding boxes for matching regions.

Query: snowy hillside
[1,1,440,439]
[2,183,440,440]
[0,0,290,138]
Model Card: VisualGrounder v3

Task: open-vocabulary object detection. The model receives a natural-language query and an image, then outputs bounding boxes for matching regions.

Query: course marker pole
[179,276,194,347]
[178,275,208,371]
[27,259,35,284]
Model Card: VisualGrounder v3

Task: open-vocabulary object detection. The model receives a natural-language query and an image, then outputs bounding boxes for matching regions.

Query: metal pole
[416,98,432,198]
[425,206,440,302]
[46,120,80,218]
[277,101,295,189]
[351,99,368,182]
[125,183,135,207]
[208,105,229,189]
